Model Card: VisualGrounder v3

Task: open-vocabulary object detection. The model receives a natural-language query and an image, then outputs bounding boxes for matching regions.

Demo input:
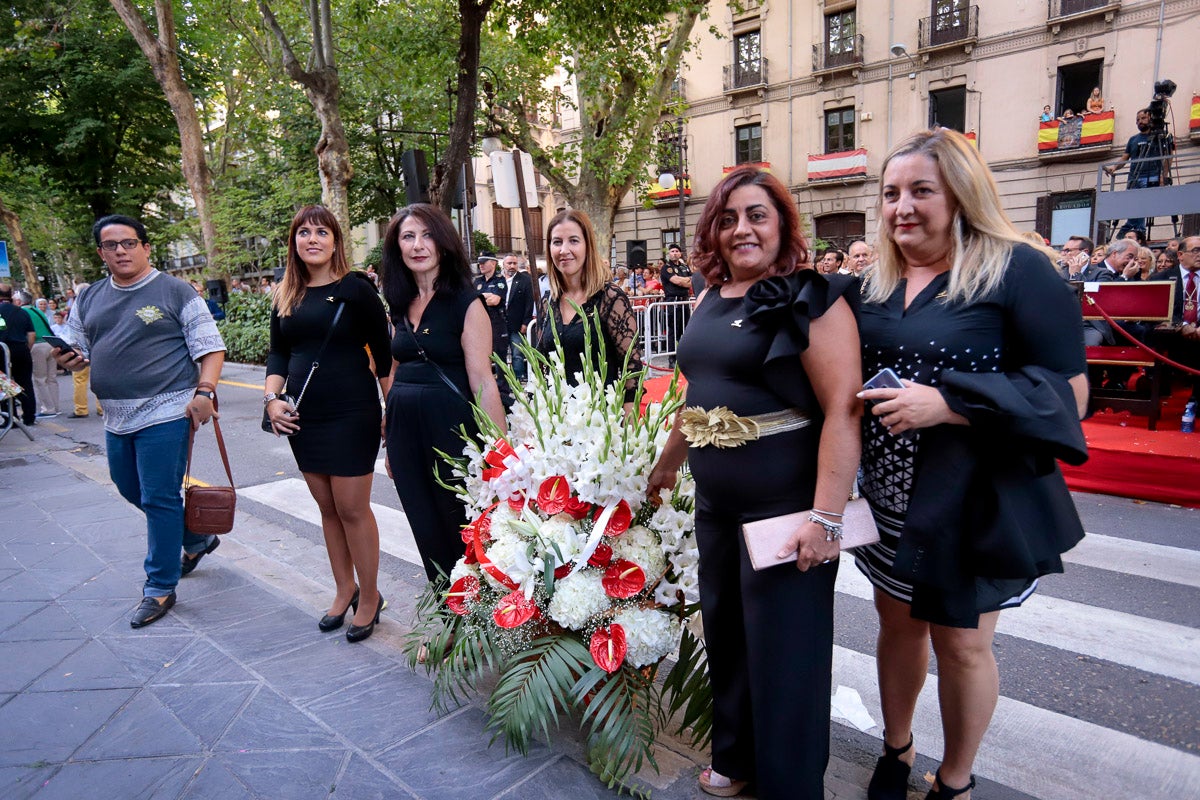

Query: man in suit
[1147,235,1200,402]
[501,253,534,383]
[1063,235,1117,346]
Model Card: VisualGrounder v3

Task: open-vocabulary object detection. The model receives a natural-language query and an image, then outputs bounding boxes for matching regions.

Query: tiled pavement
[0,441,880,799]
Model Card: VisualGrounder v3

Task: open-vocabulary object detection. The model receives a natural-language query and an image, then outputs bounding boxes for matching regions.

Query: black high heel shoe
[318,587,360,632]
[868,732,914,800]
[346,594,385,643]
[925,769,975,799]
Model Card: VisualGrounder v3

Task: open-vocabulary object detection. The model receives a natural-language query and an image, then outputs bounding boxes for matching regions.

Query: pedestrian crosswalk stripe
[834,645,1200,800]
[836,559,1200,686]
[239,478,422,567]
[1063,532,1200,589]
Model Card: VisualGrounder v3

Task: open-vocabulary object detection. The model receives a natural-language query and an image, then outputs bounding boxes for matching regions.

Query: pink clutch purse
[741,500,880,571]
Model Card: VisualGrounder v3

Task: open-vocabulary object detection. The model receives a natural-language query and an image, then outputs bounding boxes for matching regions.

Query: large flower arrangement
[404,320,712,789]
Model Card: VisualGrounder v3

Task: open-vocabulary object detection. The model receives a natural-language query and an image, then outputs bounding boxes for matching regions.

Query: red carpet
[642,375,1200,508]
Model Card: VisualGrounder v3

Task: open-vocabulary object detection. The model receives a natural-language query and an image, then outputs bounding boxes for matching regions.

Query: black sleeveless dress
[266,273,391,476]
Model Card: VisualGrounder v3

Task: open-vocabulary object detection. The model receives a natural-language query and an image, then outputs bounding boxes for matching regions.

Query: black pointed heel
[925,770,974,799]
[868,732,914,800]
[318,587,360,632]
[346,594,385,643]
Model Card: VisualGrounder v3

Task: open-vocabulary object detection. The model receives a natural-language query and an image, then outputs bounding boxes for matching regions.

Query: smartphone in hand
[863,367,905,391]
[42,335,80,360]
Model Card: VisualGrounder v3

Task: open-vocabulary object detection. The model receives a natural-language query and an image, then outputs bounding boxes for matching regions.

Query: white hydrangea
[547,572,609,630]
[611,525,667,579]
[614,607,681,667]
[449,560,480,585]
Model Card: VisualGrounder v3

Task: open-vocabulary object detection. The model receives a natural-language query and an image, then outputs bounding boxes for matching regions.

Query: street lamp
[657,116,689,252]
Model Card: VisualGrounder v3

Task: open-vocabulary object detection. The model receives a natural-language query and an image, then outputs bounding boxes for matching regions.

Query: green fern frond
[486,634,594,755]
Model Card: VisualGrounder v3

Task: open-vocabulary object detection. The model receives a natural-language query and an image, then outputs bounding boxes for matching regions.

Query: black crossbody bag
[262,301,346,435]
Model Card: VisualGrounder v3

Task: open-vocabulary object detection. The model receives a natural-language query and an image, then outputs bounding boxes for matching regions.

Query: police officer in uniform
[473,253,511,404]
[660,243,692,367]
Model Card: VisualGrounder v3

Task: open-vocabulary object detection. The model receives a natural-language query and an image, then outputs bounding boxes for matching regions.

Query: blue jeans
[106,417,214,597]
[1117,175,1160,236]
[510,331,528,383]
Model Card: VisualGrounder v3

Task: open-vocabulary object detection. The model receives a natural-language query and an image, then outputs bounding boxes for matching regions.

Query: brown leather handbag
[184,397,236,535]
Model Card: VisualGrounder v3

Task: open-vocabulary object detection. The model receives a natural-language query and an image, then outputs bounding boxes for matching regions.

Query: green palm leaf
[487,634,594,755]
[659,627,713,748]
[573,665,659,789]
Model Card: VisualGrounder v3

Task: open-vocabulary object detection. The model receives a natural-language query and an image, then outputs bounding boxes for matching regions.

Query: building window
[1056,58,1102,117]
[929,86,967,133]
[492,204,513,253]
[662,229,681,253]
[736,124,763,164]
[733,30,762,86]
[825,9,857,67]
[824,108,855,154]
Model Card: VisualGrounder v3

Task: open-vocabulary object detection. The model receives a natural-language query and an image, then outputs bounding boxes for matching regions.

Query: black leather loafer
[180,536,221,577]
[130,593,176,628]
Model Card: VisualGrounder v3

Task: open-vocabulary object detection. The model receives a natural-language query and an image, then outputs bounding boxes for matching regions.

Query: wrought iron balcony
[919,4,978,53]
[812,34,864,75]
[723,58,768,93]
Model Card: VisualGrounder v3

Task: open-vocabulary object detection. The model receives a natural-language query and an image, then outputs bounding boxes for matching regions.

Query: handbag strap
[400,314,473,404]
[290,299,346,410]
[185,394,234,489]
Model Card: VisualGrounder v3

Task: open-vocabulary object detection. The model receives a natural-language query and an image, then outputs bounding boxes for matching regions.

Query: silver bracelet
[812,508,844,518]
[809,512,844,542]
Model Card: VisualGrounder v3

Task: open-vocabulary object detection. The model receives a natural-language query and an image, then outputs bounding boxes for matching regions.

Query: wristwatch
[194,389,215,400]
[263,392,279,405]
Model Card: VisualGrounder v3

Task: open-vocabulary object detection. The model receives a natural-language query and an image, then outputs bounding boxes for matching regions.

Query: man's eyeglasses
[1060,246,1081,253]
[99,239,143,252]
[1184,247,1200,255]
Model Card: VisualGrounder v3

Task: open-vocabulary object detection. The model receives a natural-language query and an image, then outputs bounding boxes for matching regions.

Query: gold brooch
[678,406,760,449]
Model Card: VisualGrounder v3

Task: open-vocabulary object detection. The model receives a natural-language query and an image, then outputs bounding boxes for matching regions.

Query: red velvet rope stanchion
[1085,295,1200,378]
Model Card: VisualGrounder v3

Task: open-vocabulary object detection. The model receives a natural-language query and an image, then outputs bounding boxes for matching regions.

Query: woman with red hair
[648,166,862,798]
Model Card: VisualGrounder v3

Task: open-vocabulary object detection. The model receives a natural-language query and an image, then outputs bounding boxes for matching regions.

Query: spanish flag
[1080,111,1115,145]
[1190,94,1200,132]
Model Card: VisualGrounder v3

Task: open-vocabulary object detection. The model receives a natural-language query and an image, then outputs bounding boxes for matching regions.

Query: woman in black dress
[856,129,1089,800]
[380,204,506,586]
[265,205,392,642]
[533,209,642,409]
[647,167,862,799]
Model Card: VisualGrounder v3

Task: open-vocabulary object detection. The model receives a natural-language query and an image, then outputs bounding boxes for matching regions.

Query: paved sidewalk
[0,432,903,799]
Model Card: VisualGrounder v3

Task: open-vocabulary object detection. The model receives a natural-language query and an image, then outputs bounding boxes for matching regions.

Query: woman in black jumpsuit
[648,167,862,800]
[379,204,506,585]
[265,206,392,642]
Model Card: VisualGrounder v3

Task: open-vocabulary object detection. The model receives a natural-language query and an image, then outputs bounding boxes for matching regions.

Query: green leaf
[486,634,593,754]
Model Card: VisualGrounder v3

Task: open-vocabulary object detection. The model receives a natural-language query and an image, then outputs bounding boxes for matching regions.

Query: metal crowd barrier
[634,299,696,372]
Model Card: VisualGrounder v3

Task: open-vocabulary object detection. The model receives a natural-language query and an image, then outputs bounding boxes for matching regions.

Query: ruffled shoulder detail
[742,269,843,408]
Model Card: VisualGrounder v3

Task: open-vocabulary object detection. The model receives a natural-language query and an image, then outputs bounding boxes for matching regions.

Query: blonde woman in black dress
[265,206,392,642]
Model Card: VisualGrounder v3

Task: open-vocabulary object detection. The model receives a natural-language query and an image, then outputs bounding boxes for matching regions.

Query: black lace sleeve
[597,284,644,401]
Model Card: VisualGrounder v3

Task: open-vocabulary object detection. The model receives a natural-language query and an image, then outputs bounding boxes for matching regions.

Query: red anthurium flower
[507,492,526,512]
[446,575,480,616]
[463,541,478,565]
[587,543,613,568]
[461,512,492,544]
[564,496,592,520]
[493,590,538,628]
[595,500,632,537]
[602,560,645,599]
[553,564,572,580]
[537,476,571,515]
[590,624,627,673]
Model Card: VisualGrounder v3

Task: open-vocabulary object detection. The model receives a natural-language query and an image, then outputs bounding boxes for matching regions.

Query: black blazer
[504,270,534,334]
[1147,265,1188,325]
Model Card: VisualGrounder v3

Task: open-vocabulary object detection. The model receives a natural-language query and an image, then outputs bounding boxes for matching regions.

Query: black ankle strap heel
[925,770,975,799]
[868,732,914,800]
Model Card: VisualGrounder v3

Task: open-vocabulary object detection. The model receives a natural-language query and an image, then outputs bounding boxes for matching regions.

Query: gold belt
[679,406,812,449]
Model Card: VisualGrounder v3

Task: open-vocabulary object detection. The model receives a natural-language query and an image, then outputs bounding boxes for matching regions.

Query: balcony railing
[919,5,978,52]
[1047,0,1121,25]
[723,58,768,92]
[1037,110,1115,157]
[812,34,864,75]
